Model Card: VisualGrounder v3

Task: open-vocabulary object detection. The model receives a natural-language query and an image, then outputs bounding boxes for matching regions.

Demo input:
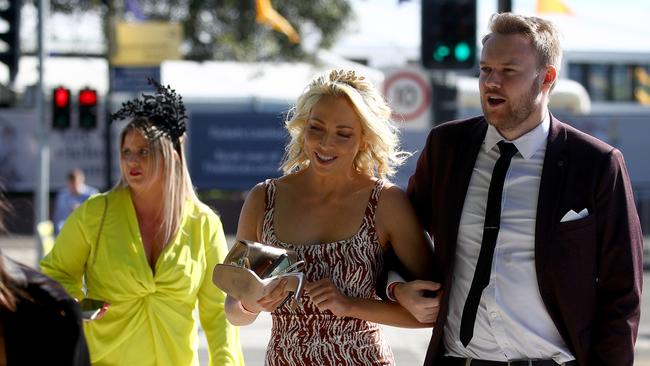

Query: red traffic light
[79,88,98,129]
[53,87,70,108]
[52,87,71,129]
[79,88,97,106]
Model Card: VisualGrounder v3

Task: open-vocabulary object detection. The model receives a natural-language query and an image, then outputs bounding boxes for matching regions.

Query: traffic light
[421,0,477,70]
[52,86,71,129]
[78,88,98,129]
[0,0,21,83]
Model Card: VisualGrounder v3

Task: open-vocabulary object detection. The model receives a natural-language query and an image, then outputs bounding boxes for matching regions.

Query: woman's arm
[302,184,440,328]
[375,185,442,324]
[376,185,435,280]
[306,278,430,328]
[197,214,245,366]
[40,197,96,300]
[223,183,287,326]
[225,278,290,326]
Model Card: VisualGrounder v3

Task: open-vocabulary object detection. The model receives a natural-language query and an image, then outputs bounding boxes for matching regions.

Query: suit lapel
[446,118,488,272]
[535,114,569,271]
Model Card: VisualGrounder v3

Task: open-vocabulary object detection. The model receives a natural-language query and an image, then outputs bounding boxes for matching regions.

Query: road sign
[110,21,183,66]
[188,108,288,190]
[111,66,161,93]
[383,67,432,130]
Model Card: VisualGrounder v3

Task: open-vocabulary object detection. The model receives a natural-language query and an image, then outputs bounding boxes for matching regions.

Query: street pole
[35,0,49,266]
[430,71,458,126]
[105,4,113,191]
[498,0,512,13]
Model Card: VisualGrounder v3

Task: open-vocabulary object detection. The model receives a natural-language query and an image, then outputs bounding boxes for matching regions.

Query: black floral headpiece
[111,78,187,152]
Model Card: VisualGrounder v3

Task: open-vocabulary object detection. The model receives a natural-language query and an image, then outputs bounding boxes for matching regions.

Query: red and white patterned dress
[261,179,395,366]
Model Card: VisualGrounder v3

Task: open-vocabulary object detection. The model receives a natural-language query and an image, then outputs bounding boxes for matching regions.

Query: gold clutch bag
[212,239,305,310]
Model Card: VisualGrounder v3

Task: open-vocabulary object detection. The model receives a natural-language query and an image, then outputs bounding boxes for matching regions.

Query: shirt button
[490,312,498,318]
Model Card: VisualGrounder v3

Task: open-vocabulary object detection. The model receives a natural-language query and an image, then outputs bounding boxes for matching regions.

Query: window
[588,64,609,102]
[568,62,650,103]
[611,65,634,102]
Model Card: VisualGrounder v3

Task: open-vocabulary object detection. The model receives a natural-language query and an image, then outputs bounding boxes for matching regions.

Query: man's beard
[483,79,543,132]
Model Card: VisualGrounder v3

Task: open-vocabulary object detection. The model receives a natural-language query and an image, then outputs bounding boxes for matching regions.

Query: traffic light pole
[498,0,512,12]
[35,0,50,265]
[430,71,458,125]
[105,4,114,191]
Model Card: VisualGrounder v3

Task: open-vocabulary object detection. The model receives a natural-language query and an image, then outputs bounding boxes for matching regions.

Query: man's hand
[394,280,442,324]
[305,278,352,317]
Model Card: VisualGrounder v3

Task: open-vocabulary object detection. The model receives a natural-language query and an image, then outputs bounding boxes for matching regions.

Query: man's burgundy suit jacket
[406,114,643,366]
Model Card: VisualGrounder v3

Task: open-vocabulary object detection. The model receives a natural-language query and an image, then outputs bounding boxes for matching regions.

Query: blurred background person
[40,80,244,366]
[0,189,90,365]
[224,70,436,366]
[53,168,99,236]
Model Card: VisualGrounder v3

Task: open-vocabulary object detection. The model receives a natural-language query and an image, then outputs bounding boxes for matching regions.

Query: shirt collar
[483,113,550,160]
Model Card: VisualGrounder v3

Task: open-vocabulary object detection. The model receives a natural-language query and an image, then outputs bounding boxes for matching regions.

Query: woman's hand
[305,278,352,317]
[245,279,290,313]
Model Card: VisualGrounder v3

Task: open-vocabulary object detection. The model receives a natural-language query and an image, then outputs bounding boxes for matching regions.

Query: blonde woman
[41,80,244,366]
[225,70,436,365]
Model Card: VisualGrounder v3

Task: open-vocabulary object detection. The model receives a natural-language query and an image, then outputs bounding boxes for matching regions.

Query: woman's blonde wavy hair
[115,117,199,247]
[281,70,410,178]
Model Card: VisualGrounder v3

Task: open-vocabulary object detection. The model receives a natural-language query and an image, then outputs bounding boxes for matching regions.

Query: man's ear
[542,65,558,90]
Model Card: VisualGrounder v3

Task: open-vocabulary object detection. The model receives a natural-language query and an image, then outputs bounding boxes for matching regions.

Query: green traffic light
[454,42,471,62]
[433,44,450,62]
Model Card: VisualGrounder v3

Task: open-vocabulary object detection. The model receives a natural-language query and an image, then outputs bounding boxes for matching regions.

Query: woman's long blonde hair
[281,70,409,178]
[115,117,199,247]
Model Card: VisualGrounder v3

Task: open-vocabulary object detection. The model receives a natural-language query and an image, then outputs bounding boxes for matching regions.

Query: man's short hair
[482,13,563,75]
[67,169,85,183]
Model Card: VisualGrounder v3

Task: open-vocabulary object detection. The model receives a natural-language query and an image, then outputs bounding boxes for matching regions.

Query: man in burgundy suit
[392,13,643,366]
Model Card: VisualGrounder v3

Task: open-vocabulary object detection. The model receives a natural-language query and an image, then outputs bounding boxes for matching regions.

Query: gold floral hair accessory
[328,69,365,87]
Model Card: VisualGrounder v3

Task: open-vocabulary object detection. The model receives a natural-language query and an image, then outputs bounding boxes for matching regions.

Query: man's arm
[406,130,436,234]
[391,130,444,324]
[590,148,643,365]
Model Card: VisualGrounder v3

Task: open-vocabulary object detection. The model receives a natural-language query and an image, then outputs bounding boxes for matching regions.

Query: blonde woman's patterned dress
[261,178,395,366]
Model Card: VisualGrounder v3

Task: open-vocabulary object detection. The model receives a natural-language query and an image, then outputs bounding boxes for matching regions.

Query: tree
[45,0,353,62]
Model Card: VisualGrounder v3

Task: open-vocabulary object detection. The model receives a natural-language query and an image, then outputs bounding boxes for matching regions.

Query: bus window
[612,65,634,102]
[588,64,609,102]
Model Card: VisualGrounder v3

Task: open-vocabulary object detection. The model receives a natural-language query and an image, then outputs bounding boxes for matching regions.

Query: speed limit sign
[383,68,432,130]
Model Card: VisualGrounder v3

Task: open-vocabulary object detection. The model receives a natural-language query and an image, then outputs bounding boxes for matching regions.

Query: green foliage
[45,0,353,62]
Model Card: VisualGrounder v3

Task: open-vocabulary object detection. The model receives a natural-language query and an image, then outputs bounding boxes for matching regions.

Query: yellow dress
[41,188,245,366]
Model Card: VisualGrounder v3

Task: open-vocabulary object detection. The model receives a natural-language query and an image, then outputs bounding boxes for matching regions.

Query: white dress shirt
[443,115,575,363]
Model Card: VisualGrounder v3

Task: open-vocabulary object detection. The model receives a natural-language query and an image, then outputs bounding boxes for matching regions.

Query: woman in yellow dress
[41,80,245,366]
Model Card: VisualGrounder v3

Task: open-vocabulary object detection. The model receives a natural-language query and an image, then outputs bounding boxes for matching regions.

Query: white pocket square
[560,208,589,222]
